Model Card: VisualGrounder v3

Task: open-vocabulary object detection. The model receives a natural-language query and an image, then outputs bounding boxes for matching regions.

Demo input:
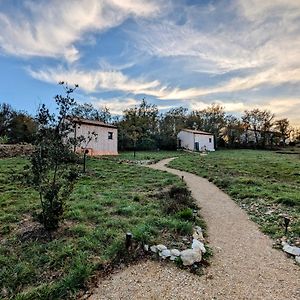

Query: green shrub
[162,185,194,214]
[176,208,193,221]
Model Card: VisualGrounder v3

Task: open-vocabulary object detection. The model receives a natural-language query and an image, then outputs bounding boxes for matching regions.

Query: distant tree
[72,102,112,123]
[0,103,15,138]
[189,104,226,147]
[8,113,37,143]
[159,107,188,149]
[31,83,79,231]
[118,99,159,152]
[274,118,291,145]
[291,128,300,143]
[242,109,274,146]
[223,115,244,147]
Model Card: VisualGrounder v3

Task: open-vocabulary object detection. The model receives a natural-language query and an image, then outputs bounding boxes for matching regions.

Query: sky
[0,0,299,126]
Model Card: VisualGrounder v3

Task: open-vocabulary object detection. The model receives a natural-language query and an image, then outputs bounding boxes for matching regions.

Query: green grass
[169,149,300,244]
[0,155,201,299]
[114,150,183,162]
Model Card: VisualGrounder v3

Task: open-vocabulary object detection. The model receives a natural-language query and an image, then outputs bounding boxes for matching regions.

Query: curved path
[89,158,300,300]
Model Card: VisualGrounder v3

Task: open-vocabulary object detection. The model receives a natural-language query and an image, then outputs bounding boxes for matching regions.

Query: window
[108,132,113,140]
[209,137,212,143]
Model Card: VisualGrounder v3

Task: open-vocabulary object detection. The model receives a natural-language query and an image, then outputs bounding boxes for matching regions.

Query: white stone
[170,249,181,257]
[295,256,300,264]
[170,255,177,261]
[192,239,206,254]
[150,245,157,253]
[144,244,149,251]
[180,248,202,266]
[193,231,204,241]
[194,226,203,234]
[160,249,171,259]
[193,226,204,241]
[283,244,300,256]
[156,244,167,251]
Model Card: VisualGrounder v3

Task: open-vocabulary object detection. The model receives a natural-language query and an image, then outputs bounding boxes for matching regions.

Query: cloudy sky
[0,0,299,126]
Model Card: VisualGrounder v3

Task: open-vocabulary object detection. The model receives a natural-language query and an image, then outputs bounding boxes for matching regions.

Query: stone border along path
[89,158,300,300]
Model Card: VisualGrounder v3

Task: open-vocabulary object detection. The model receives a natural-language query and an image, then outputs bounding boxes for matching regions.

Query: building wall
[178,131,194,150]
[75,124,118,155]
[178,131,215,151]
[194,134,215,151]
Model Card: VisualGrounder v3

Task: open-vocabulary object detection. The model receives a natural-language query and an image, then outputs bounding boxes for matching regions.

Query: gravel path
[89,158,300,300]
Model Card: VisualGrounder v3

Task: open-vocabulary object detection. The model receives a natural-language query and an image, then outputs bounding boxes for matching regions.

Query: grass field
[111,150,184,161]
[169,149,300,245]
[0,155,203,299]
[1,149,299,298]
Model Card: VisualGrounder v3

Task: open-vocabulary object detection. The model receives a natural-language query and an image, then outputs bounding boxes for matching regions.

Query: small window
[209,137,212,143]
[108,132,113,140]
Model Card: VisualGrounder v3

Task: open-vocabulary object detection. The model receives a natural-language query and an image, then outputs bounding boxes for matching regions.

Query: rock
[194,226,203,234]
[180,248,202,266]
[170,249,181,257]
[193,231,204,241]
[156,244,167,251]
[192,239,206,254]
[193,226,204,241]
[170,256,177,261]
[160,249,171,259]
[150,245,157,253]
[283,243,300,256]
[144,244,149,251]
[295,256,300,264]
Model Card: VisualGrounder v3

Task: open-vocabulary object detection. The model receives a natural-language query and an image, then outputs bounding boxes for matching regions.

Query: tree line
[1,98,299,150]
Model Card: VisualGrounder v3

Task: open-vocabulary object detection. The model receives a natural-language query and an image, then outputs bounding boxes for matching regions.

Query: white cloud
[237,0,300,22]
[0,0,161,62]
[28,66,161,94]
[132,0,300,79]
[91,97,139,115]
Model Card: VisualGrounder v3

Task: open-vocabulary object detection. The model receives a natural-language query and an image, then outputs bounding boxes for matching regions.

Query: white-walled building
[71,118,118,156]
[177,129,215,151]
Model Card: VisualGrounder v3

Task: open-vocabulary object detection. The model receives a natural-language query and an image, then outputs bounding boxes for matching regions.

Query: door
[194,142,199,151]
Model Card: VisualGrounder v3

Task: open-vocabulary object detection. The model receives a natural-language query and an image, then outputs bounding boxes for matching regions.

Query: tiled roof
[69,117,117,129]
[181,129,213,135]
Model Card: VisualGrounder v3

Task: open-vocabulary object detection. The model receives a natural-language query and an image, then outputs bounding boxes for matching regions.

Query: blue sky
[0,0,299,126]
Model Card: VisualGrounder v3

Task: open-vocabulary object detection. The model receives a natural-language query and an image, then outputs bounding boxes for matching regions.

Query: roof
[69,117,117,129]
[181,129,213,136]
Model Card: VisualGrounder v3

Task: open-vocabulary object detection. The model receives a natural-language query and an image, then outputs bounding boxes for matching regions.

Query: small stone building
[177,129,215,151]
[71,118,118,156]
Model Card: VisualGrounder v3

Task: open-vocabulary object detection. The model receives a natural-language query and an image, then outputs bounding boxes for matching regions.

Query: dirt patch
[0,144,34,158]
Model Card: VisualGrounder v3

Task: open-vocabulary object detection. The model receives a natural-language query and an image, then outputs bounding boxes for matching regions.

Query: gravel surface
[89,158,300,300]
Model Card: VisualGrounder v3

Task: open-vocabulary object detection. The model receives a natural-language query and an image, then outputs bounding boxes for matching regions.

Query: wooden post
[284,216,290,235]
[126,232,133,249]
[83,149,89,173]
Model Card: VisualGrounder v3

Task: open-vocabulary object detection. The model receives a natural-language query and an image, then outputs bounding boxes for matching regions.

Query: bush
[30,83,80,231]
[176,208,194,221]
[161,185,194,214]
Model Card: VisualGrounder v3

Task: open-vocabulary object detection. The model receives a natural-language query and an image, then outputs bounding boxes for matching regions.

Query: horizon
[0,0,299,127]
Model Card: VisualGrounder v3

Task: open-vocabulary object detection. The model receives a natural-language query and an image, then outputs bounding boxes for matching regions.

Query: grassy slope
[169,149,300,244]
[0,155,199,299]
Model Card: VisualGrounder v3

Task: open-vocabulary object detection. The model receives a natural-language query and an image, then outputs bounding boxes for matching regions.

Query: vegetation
[30,83,81,231]
[116,150,184,162]
[169,150,300,244]
[1,98,300,150]
[0,155,202,299]
[0,103,37,144]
